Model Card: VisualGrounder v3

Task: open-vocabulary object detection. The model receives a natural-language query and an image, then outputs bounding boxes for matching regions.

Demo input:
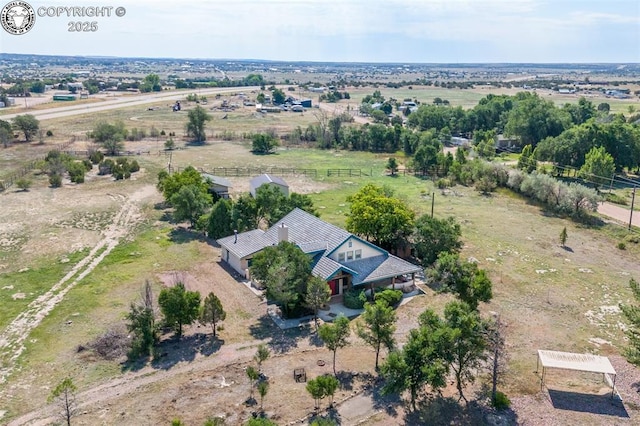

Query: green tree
[252,133,279,154]
[559,227,568,248]
[257,380,269,411]
[140,73,162,92]
[250,241,312,317]
[316,375,339,407]
[272,88,285,105]
[200,292,226,338]
[246,365,259,399]
[318,314,351,375]
[380,309,449,411]
[170,184,212,228]
[413,215,463,266]
[165,137,175,150]
[429,252,492,310]
[207,199,234,239]
[48,377,77,426]
[232,193,260,232]
[346,184,415,251]
[158,282,201,338]
[256,92,266,104]
[620,278,640,365]
[597,102,610,114]
[186,105,211,143]
[442,301,488,402]
[579,146,615,190]
[504,92,570,147]
[517,144,537,173]
[12,114,39,142]
[245,418,278,426]
[357,300,396,369]
[386,157,399,176]
[159,165,208,202]
[254,344,271,374]
[306,377,325,410]
[0,119,13,147]
[90,121,126,155]
[305,276,331,331]
[126,281,159,360]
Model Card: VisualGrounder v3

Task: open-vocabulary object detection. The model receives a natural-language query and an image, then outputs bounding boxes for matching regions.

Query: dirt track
[0,186,152,384]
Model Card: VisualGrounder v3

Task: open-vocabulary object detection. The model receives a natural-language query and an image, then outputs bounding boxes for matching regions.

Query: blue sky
[2,0,639,62]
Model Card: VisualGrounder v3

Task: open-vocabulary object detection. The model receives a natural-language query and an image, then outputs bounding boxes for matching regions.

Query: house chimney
[234,230,238,244]
[277,223,288,242]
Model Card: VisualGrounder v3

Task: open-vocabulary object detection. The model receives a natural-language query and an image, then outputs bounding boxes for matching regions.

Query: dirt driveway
[598,201,639,228]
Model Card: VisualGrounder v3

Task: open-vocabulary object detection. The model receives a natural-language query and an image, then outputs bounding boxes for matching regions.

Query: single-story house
[250,174,289,197]
[217,208,422,299]
[202,173,232,199]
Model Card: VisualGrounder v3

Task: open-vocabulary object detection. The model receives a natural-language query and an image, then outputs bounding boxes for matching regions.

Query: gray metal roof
[201,173,232,188]
[217,229,267,259]
[250,173,288,189]
[217,208,422,283]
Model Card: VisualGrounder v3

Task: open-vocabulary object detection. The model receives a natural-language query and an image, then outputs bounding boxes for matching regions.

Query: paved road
[598,201,640,228]
[0,86,259,122]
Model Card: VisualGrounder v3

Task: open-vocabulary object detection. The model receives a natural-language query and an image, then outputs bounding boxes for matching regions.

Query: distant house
[202,173,232,199]
[217,208,422,298]
[250,174,289,197]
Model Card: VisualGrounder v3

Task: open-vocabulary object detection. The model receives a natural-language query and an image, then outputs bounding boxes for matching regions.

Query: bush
[82,158,92,171]
[15,177,31,191]
[89,150,104,164]
[49,173,62,187]
[160,130,166,136]
[46,130,53,137]
[492,391,510,410]
[625,234,640,244]
[98,159,114,175]
[374,289,403,307]
[343,289,366,309]
[129,159,140,172]
[618,242,627,250]
[67,162,86,183]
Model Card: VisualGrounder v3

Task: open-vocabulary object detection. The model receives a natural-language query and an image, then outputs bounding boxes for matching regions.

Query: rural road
[0,86,260,122]
[598,201,640,228]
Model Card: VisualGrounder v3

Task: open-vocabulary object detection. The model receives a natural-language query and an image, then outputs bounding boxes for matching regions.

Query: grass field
[2,93,640,423]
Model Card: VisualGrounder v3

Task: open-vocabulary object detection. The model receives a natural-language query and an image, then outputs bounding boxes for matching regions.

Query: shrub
[129,159,140,172]
[618,242,627,250]
[98,159,114,175]
[46,130,53,137]
[492,391,510,410]
[374,289,403,307]
[49,173,62,187]
[67,162,86,183]
[625,234,640,244]
[82,158,92,171]
[89,150,104,164]
[436,178,451,189]
[343,289,366,309]
[160,130,166,136]
[15,177,31,191]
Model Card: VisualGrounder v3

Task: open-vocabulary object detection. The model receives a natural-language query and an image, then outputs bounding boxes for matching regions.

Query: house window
[338,252,345,262]
[355,249,362,260]
[347,251,354,261]
[348,241,353,248]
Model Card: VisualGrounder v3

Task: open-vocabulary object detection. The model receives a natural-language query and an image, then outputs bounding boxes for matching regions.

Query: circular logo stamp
[1,1,35,35]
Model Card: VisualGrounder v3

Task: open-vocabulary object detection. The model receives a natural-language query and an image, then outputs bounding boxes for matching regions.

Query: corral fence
[0,137,76,192]
[201,167,319,178]
[0,137,152,192]
[327,169,371,177]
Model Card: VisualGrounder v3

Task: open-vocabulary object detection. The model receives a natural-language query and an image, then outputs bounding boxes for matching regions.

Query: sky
[1,0,639,63]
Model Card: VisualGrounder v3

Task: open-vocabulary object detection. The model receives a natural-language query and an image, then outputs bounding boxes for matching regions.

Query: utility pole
[431,192,435,218]
[630,187,636,231]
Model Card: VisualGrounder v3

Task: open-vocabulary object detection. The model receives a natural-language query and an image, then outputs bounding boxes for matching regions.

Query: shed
[202,173,232,199]
[250,173,289,197]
